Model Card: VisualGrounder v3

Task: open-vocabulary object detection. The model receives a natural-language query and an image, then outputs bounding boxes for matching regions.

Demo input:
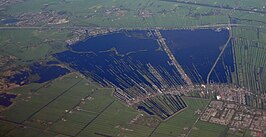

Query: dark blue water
[70,31,157,54]
[1,19,19,24]
[137,106,154,115]
[46,61,59,65]
[30,64,70,83]
[161,29,234,84]
[55,31,185,94]
[138,95,187,119]
[209,43,235,83]
[7,71,30,85]
[7,64,70,85]
[0,93,17,107]
[54,29,234,119]
[56,29,234,92]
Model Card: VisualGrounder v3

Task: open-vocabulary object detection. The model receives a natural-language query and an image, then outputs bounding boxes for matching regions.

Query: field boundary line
[21,79,82,123]
[148,121,162,137]
[74,100,115,137]
[185,99,211,137]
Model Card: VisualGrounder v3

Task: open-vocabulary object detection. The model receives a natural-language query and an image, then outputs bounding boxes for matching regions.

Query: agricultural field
[0,29,71,64]
[230,27,266,108]
[188,121,227,137]
[0,0,265,28]
[0,72,212,137]
[0,0,266,137]
[152,97,209,137]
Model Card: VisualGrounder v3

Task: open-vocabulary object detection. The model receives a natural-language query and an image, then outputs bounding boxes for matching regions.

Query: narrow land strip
[207,25,233,84]
[154,29,193,86]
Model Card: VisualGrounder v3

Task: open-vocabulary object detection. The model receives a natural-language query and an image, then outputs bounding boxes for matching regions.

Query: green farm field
[0,73,214,137]
[0,29,71,64]
[1,0,266,137]
[1,0,266,28]
[188,121,227,137]
[151,97,209,137]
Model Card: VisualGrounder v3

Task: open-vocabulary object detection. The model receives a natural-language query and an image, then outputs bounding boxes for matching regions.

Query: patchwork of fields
[0,73,210,137]
[1,0,266,28]
[0,0,266,137]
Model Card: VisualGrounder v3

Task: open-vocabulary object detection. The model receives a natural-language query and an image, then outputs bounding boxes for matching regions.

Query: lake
[1,18,19,25]
[55,29,235,97]
[161,29,234,84]
[0,93,17,107]
[56,30,185,95]
[7,63,70,85]
[55,29,235,118]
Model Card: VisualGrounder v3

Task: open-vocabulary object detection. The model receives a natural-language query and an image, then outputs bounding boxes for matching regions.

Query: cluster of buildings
[208,84,266,115]
[201,100,266,137]
[138,10,153,18]
[103,6,153,19]
[201,101,236,125]
[210,84,247,104]
[104,7,128,17]
[0,55,16,69]
[16,11,68,26]
[130,113,160,128]
[0,55,19,91]
[65,28,118,45]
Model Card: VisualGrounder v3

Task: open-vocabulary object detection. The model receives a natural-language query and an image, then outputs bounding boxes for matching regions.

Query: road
[154,29,193,86]
[185,99,211,137]
[206,21,233,84]
[161,0,266,14]
[0,23,265,30]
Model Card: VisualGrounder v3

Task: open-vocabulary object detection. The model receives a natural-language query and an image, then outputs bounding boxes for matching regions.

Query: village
[201,100,266,137]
